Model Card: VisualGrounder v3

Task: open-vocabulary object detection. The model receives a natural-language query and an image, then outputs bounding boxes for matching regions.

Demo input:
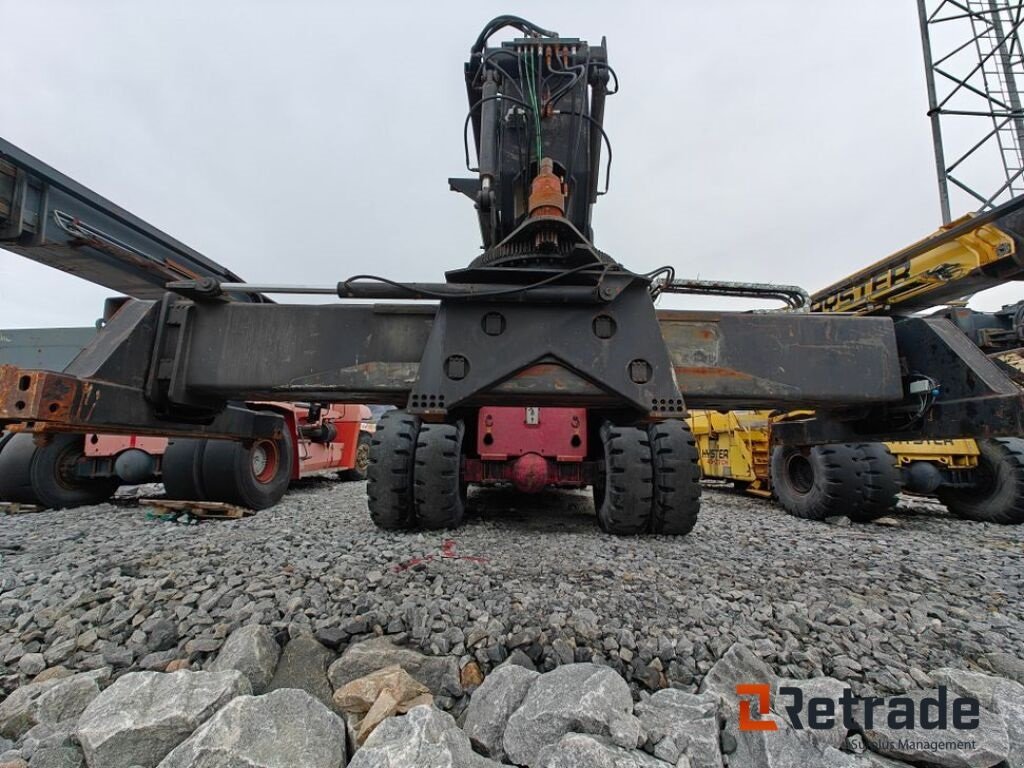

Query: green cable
[524,49,543,161]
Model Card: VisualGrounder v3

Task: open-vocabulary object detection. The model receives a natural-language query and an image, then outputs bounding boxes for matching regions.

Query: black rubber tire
[937,438,1024,524]
[594,422,654,535]
[770,443,864,521]
[162,439,210,501]
[414,421,466,530]
[366,410,420,529]
[201,430,294,510]
[0,433,42,504]
[647,420,702,535]
[339,431,372,482]
[850,442,901,521]
[28,434,119,509]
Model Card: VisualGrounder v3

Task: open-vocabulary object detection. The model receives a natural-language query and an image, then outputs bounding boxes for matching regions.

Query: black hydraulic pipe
[336,281,603,303]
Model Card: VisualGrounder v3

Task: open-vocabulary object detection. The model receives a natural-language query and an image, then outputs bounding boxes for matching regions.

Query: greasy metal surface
[1,302,1022,443]
[527,158,566,218]
[0,366,285,440]
[0,138,265,302]
[771,317,1024,444]
[659,310,903,407]
[0,297,908,423]
[661,279,809,310]
[411,282,682,416]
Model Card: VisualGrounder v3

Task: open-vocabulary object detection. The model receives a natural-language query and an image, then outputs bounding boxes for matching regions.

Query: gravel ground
[1,479,1022,701]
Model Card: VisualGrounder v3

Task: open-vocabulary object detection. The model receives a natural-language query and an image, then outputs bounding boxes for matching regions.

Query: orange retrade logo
[736,683,778,731]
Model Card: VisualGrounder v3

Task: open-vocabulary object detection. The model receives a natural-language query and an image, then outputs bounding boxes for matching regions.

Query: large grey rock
[859,688,1008,768]
[0,680,61,740]
[328,637,461,698]
[464,664,539,762]
[34,675,101,730]
[348,705,499,768]
[156,689,346,768]
[26,745,85,768]
[536,733,672,768]
[145,620,179,653]
[933,667,1024,768]
[634,688,722,768]
[18,654,45,678]
[773,676,850,750]
[211,625,281,694]
[75,670,251,768]
[727,713,862,768]
[502,663,641,767]
[266,636,335,711]
[17,721,73,761]
[857,753,920,768]
[0,673,103,740]
[698,643,777,716]
[984,654,1024,686]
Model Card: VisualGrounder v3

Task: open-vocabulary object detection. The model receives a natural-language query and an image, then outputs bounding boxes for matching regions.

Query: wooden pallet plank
[0,502,44,515]
[139,499,251,520]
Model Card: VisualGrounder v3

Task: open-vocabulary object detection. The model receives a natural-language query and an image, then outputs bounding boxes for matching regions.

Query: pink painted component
[461,456,592,488]
[477,406,587,461]
[84,434,168,457]
[510,453,550,493]
[81,403,374,480]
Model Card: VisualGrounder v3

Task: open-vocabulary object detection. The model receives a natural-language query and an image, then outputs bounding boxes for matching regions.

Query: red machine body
[462,406,594,493]
[82,403,372,483]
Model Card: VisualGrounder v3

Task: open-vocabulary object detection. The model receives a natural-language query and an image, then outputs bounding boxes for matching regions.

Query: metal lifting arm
[1,17,1023,448]
[808,196,1024,380]
[1,286,1020,445]
[0,138,267,303]
[810,195,1024,314]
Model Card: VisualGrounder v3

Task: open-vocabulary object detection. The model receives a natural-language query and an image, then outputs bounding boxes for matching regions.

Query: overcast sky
[1,0,1020,329]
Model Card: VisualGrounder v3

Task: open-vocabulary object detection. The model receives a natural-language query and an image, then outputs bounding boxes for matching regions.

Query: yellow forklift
[691,207,1024,524]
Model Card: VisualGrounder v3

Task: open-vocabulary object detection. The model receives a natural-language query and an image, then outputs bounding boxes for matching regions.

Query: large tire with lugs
[28,434,118,509]
[937,438,1024,524]
[414,421,466,530]
[162,438,210,501]
[594,423,653,535]
[647,420,702,535]
[201,430,294,510]
[0,433,42,504]
[770,443,863,521]
[850,442,901,521]
[366,410,420,529]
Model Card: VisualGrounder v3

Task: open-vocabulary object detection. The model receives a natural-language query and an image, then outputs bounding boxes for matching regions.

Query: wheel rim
[53,442,86,490]
[250,440,280,484]
[786,452,815,495]
[355,440,370,472]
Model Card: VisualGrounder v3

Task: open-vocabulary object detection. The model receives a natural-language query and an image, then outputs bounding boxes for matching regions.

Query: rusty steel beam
[0,366,285,440]
[2,295,1021,445]
[57,299,906,408]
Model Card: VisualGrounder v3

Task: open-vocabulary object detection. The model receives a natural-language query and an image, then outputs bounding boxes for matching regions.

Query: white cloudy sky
[1,0,1021,328]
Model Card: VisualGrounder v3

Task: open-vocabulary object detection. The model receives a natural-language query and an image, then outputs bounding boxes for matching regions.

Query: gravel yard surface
[1,479,1022,700]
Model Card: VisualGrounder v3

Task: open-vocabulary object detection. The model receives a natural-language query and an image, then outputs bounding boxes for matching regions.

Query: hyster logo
[736,684,981,732]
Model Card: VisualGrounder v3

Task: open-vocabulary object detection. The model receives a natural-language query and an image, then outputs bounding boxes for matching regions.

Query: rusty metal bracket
[0,366,284,440]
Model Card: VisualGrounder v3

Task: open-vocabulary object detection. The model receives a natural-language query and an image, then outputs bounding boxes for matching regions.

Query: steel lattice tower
[918,0,1024,222]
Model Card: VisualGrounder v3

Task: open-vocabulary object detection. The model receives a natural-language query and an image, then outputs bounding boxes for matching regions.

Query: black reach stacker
[2,16,1024,534]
